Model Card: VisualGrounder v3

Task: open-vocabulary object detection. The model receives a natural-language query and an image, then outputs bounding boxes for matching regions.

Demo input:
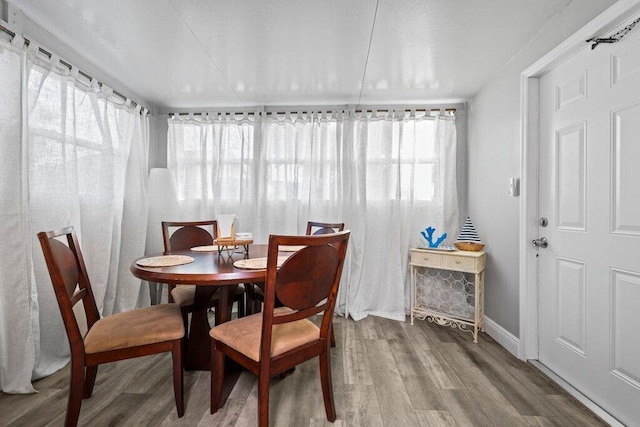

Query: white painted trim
[519,0,640,362]
[519,75,540,361]
[484,316,519,358]
[530,361,625,427]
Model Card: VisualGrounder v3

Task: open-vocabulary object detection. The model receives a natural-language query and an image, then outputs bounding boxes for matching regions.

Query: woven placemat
[233,256,289,270]
[190,245,218,252]
[136,255,195,267]
[278,245,306,252]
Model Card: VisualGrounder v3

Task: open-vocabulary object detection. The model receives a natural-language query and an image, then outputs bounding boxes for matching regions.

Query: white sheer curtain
[344,111,459,320]
[0,37,37,394]
[257,112,346,235]
[168,112,347,236]
[168,109,458,321]
[0,38,150,393]
[167,113,256,227]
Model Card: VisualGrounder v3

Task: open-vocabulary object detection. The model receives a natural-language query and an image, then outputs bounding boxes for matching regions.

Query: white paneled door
[538,26,640,426]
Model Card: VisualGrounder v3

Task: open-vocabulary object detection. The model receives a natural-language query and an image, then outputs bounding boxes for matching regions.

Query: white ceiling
[8,0,578,109]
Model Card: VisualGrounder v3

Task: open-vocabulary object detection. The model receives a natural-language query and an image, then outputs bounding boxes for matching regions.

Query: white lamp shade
[146,168,179,254]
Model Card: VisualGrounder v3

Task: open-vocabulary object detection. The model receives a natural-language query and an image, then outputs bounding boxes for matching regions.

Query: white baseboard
[484,316,519,358]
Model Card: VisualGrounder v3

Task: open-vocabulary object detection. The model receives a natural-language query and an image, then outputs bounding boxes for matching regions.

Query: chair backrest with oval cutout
[260,231,350,354]
[37,226,101,352]
[162,220,217,252]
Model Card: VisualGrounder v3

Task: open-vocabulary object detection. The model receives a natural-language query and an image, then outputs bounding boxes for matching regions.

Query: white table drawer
[411,251,442,268]
[442,255,476,271]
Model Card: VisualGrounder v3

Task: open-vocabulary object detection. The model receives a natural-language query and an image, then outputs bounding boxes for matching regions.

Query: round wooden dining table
[131,244,268,367]
[131,244,269,405]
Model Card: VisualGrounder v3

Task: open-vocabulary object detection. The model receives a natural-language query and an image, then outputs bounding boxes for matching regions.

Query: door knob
[532,237,548,248]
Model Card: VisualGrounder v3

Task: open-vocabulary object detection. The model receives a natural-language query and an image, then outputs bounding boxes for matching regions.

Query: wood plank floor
[0,315,606,426]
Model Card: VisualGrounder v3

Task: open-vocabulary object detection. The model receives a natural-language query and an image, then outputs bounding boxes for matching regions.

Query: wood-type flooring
[0,315,606,426]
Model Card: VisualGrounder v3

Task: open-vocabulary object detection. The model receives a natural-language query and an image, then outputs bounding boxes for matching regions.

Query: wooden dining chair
[247,221,345,346]
[306,221,345,236]
[37,226,185,427]
[210,230,350,426]
[162,221,247,330]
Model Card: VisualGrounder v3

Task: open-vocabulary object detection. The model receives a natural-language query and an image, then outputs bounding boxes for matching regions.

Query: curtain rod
[0,23,148,114]
[171,108,456,117]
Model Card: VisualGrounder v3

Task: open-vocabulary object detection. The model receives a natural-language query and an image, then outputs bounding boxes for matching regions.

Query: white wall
[467,0,617,337]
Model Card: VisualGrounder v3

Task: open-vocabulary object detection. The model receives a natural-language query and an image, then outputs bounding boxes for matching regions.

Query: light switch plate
[509,178,520,197]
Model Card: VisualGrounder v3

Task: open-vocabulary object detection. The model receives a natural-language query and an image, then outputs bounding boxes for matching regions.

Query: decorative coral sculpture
[420,226,447,248]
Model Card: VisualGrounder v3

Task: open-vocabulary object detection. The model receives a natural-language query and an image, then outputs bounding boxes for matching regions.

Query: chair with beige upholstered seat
[247,221,345,347]
[161,221,247,333]
[210,230,350,427]
[37,226,184,427]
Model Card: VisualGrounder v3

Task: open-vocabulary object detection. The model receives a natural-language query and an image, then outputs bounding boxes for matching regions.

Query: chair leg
[149,282,159,305]
[252,282,264,314]
[330,321,336,348]
[252,298,262,315]
[172,340,185,417]
[258,368,270,427]
[65,358,85,427]
[82,365,98,398]
[168,284,175,303]
[211,300,221,326]
[237,293,245,318]
[319,347,336,421]
[244,284,256,315]
[180,307,189,356]
[210,341,224,413]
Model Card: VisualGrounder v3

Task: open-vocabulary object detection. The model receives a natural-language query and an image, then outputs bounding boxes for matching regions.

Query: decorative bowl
[454,242,485,252]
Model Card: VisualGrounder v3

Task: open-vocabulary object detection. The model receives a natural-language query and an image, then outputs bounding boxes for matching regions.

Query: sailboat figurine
[454,217,485,252]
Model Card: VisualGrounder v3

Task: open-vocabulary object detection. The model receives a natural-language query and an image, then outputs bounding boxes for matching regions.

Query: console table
[410,248,486,342]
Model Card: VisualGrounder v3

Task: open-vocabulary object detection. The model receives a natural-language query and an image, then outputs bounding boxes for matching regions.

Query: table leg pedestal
[185,284,239,369]
[185,284,244,408]
[185,286,217,370]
